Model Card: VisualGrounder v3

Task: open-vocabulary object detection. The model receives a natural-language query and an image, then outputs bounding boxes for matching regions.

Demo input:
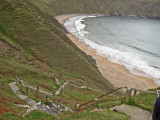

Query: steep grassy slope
[0,0,112,89]
[32,0,160,18]
[0,0,113,116]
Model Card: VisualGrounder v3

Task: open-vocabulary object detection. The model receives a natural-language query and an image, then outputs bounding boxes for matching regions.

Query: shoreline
[55,14,158,90]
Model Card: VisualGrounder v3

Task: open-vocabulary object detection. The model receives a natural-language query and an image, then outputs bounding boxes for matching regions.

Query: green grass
[134,91,157,109]
[25,110,56,120]
[7,78,15,83]
[0,78,27,116]
[0,112,25,120]
[0,29,34,60]
[0,110,130,120]
[98,98,121,109]
[60,84,102,104]
[126,88,159,112]
[126,99,153,112]
[0,0,113,92]
[63,110,130,120]
[0,25,7,35]
[0,110,56,120]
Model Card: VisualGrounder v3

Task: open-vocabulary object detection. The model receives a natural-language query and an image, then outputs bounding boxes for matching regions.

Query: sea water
[64,15,160,85]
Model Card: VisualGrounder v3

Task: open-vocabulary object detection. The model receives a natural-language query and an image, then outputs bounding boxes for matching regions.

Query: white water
[64,15,160,85]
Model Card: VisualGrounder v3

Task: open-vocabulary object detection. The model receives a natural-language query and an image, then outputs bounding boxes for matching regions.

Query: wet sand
[55,14,158,90]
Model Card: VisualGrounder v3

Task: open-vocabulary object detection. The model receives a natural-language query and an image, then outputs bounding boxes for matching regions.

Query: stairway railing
[75,87,127,113]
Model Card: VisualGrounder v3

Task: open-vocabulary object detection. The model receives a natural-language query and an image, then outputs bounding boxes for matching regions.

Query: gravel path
[110,104,152,120]
[9,82,37,106]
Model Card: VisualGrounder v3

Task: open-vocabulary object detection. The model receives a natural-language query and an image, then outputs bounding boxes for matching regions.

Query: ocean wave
[64,15,160,85]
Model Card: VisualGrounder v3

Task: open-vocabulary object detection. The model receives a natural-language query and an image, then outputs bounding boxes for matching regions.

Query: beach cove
[55,14,158,90]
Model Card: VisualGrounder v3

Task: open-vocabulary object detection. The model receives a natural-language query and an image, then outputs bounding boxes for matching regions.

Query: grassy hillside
[0,0,112,89]
[0,0,113,116]
[32,0,160,18]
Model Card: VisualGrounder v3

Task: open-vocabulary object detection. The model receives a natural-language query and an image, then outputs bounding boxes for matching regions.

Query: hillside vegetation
[0,0,112,89]
[32,0,160,18]
[0,0,113,116]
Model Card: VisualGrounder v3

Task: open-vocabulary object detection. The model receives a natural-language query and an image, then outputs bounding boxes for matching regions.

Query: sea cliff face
[32,0,160,19]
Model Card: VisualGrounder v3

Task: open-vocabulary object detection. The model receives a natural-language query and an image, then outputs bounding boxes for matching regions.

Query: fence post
[125,88,128,101]
[121,98,125,104]
[37,85,39,91]
[26,87,28,95]
[58,98,61,103]
[75,104,80,113]
[35,86,39,99]
[94,98,99,107]
[157,90,160,98]
[46,95,48,102]
[128,88,132,100]
[35,91,38,99]
[133,90,137,99]
[15,76,19,84]
[19,79,23,90]
[125,88,132,101]
[19,79,22,85]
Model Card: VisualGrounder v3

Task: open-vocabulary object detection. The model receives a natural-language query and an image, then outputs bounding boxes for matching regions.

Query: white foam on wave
[64,15,160,85]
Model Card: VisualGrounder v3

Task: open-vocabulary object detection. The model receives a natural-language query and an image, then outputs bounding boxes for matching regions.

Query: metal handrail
[80,87,127,107]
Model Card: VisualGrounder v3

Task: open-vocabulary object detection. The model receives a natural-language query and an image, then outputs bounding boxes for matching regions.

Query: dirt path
[9,82,37,106]
[110,104,152,120]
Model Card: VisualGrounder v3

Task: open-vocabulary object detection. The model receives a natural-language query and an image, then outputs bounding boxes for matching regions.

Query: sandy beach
[55,14,158,90]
